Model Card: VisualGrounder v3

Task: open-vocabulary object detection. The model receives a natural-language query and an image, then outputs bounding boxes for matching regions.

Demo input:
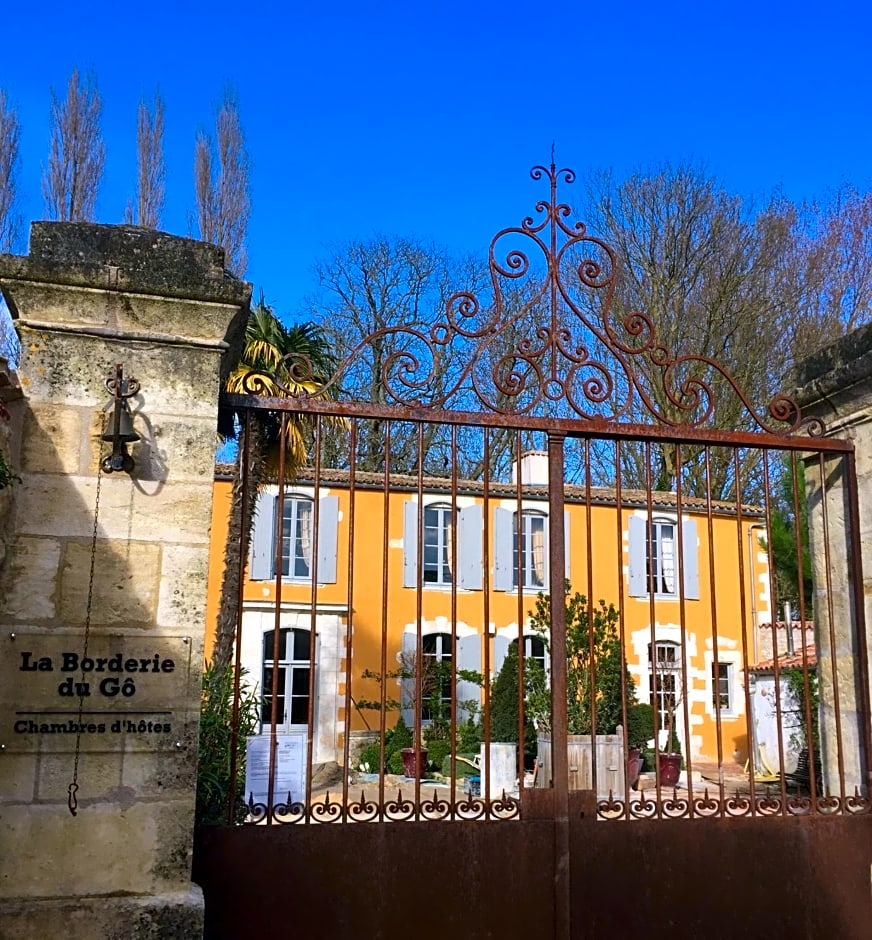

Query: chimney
[511,451,548,486]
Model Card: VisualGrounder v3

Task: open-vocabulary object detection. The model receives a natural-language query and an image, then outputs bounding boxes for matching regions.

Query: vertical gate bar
[816,451,847,803]
[644,441,662,812]
[378,421,392,815]
[266,413,290,823]
[732,447,756,813]
[304,415,323,820]
[513,430,524,805]
[702,446,725,814]
[614,440,631,818]
[762,449,788,812]
[674,444,695,812]
[227,409,253,824]
[547,431,571,940]
[341,417,358,818]
[414,422,424,812]
[844,449,872,798]
[790,451,819,811]
[583,438,598,794]
[449,423,459,816]
[481,428,493,800]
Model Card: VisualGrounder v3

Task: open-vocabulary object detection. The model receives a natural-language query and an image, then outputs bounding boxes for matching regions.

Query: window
[648,641,680,732]
[421,632,452,722]
[280,497,313,578]
[509,636,547,672]
[514,511,547,589]
[628,516,699,599]
[648,520,676,595]
[423,504,453,585]
[249,492,339,583]
[400,629,481,726]
[261,628,311,729]
[712,661,733,713]
[403,503,483,590]
[493,507,569,592]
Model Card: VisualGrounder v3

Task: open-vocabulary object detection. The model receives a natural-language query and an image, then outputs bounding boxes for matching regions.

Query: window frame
[628,515,699,600]
[422,503,455,587]
[711,660,735,716]
[648,640,681,734]
[277,495,315,580]
[513,510,548,590]
[261,627,312,732]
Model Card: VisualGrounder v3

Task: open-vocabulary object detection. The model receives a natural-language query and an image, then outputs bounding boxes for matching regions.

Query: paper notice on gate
[245,733,307,808]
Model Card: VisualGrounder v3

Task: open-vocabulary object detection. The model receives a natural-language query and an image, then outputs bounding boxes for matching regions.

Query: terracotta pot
[627,747,644,789]
[658,753,682,787]
[400,747,428,778]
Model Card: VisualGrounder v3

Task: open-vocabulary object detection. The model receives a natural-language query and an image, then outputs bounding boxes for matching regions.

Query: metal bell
[101,401,140,444]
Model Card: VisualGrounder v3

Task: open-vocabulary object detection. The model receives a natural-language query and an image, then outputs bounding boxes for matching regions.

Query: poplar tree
[0,89,21,253]
[42,68,105,221]
[125,92,165,228]
[193,88,250,276]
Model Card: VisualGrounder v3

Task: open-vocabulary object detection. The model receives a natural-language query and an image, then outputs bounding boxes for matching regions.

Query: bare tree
[42,68,105,221]
[576,164,812,498]
[0,90,21,253]
[306,236,489,474]
[125,92,165,228]
[193,89,250,276]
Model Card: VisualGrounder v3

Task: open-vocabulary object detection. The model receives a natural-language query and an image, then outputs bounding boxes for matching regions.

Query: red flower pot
[400,747,428,778]
[658,753,682,787]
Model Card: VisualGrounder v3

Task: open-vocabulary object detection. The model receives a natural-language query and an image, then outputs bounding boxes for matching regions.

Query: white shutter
[403,501,418,588]
[250,491,276,581]
[493,508,514,592]
[628,515,647,597]
[682,519,699,600]
[401,631,417,728]
[492,635,510,678]
[458,505,483,590]
[316,496,339,584]
[456,634,482,723]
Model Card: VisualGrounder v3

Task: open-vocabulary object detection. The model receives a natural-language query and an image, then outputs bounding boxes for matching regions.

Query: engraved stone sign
[1,632,195,753]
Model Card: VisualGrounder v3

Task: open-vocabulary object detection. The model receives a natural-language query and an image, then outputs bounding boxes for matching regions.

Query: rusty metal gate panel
[198,164,872,938]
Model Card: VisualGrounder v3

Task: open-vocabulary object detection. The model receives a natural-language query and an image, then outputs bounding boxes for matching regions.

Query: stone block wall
[0,223,249,939]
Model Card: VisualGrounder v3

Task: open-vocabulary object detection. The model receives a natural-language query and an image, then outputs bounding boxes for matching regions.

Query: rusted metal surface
[195,814,872,939]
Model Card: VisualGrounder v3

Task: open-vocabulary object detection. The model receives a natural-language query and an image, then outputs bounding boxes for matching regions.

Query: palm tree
[212,298,338,675]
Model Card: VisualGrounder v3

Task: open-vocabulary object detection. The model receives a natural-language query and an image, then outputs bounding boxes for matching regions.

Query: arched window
[421,632,452,722]
[262,628,311,729]
[509,635,547,672]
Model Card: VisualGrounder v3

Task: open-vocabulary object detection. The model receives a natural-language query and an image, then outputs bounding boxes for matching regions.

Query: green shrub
[490,641,537,767]
[527,588,637,736]
[626,702,655,748]
[388,749,406,775]
[196,662,260,826]
[425,738,451,770]
[457,716,483,753]
[357,741,383,773]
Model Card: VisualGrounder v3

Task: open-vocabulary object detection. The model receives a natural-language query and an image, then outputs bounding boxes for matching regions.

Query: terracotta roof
[750,645,817,673]
[213,463,764,516]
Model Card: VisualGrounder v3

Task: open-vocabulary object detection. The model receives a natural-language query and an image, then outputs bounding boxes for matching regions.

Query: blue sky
[2,1,871,320]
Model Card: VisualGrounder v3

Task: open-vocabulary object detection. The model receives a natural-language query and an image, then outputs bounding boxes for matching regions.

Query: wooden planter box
[536,729,626,797]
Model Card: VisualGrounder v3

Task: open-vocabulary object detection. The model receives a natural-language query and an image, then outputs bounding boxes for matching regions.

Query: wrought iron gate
[195,165,872,939]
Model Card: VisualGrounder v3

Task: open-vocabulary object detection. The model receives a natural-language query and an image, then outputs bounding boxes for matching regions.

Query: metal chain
[68,411,106,816]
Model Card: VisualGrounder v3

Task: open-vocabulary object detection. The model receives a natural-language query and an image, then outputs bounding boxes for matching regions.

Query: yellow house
[204,450,770,775]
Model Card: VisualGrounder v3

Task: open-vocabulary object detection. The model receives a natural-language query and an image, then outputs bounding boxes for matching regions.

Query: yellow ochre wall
[204,476,766,764]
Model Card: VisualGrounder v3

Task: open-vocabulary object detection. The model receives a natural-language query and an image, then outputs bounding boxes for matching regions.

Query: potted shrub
[526,587,639,796]
[653,669,683,788]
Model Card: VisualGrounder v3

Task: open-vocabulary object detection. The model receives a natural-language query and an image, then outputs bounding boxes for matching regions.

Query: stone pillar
[796,324,872,797]
[0,223,249,938]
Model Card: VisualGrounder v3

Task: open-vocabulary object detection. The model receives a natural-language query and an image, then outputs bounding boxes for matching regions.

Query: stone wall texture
[0,223,250,939]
